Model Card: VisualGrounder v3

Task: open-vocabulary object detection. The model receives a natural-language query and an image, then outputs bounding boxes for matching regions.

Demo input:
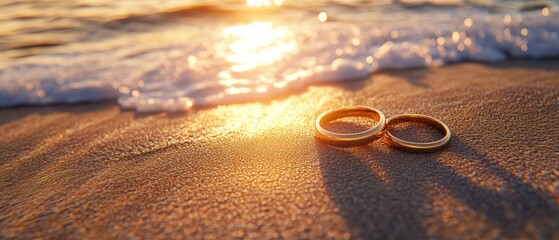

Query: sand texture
[1,60,559,239]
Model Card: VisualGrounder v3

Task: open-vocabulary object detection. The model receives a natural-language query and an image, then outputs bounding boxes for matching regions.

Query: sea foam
[0,5,558,112]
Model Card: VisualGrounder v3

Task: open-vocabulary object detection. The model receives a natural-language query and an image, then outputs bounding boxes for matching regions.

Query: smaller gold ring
[384,114,451,151]
[315,106,386,142]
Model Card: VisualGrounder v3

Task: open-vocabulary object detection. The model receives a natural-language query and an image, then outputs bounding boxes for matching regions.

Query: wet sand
[1,60,559,239]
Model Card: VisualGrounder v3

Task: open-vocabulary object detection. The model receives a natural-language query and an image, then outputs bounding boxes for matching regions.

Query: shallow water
[1,0,558,112]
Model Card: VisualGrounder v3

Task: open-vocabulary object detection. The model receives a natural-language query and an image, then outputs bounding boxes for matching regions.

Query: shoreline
[2,58,559,112]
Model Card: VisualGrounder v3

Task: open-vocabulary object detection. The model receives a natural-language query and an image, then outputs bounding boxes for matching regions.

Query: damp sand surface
[1,60,559,239]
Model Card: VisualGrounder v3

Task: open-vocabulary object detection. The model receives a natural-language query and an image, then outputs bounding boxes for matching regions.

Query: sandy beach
[1,60,559,239]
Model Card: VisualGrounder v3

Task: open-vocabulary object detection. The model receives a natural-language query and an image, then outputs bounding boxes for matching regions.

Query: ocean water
[1,0,558,112]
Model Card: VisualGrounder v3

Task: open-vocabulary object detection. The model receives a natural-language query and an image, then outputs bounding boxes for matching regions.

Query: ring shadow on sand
[315,127,559,239]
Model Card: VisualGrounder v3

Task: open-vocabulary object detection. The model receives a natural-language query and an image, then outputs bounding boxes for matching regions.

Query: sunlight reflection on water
[246,0,283,8]
[222,22,296,73]
[217,22,297,95]
[1,0,558,111]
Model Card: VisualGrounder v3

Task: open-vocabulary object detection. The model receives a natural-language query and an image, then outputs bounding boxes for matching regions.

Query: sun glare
[210,22,297,100]
[246,0,283,7]
[221,22,296,73]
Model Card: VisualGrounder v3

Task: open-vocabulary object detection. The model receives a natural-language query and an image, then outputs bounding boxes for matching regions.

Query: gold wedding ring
[315,108,451,152]
[315,106,386,142]
[384,114,451,151]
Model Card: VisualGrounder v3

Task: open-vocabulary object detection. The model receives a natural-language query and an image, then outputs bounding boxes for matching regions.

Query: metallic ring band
[384,114,451,151]
[315,106,386,141]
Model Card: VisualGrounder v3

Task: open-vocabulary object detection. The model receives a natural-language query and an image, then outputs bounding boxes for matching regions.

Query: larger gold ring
[384,114,451,151]
[315,106,386,142]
